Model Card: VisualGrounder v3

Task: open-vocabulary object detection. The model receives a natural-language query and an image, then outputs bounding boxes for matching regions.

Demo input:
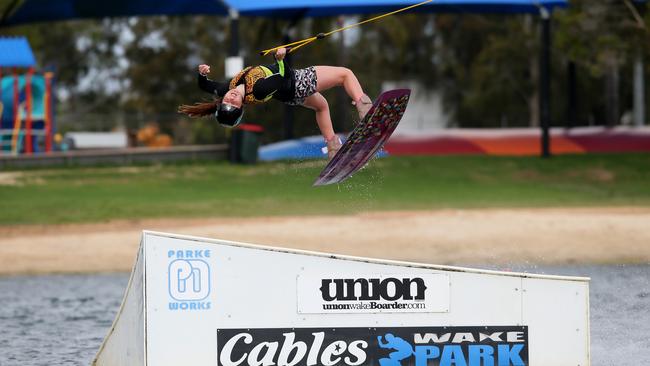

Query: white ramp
[93,231,590,366]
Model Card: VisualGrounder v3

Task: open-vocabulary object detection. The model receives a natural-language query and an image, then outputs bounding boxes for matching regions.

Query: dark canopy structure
[232,0,566,17]
[1,0,566,25]
[0,0,228,26]
[0,0,568,157]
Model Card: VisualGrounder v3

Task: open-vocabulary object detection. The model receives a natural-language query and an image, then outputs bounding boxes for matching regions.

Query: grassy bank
[1,154,649,225]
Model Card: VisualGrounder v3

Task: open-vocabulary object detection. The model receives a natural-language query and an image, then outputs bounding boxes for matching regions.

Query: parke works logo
[297,274,449,313]
[167,249,212,311]
[216,326,528,366]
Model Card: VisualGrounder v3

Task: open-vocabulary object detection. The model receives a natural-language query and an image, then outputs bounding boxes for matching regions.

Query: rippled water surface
[0,265,648,365]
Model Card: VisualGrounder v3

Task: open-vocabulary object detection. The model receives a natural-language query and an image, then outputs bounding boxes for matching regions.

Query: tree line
[1,0,647,144]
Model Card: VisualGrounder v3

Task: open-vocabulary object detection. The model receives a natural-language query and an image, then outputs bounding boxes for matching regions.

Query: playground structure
[0,36,55,155]
[93,231,591,366]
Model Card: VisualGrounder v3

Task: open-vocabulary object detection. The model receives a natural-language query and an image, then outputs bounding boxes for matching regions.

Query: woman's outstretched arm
[197,64,229,96]
[178,64,224,118]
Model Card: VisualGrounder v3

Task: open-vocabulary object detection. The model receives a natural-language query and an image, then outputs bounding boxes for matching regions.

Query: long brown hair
[177,98,221,118]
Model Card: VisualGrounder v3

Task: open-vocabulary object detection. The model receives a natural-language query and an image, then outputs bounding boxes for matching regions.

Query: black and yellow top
[198,59,295,104]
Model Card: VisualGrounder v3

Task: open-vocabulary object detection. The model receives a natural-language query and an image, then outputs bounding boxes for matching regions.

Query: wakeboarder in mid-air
[179,2,425,184]
[178,47,373,160]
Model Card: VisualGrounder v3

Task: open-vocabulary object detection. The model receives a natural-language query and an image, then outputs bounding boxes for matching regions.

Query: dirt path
[1,207,649,275]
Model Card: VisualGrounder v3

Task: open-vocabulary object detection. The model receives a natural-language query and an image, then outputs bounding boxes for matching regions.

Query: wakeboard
[313,88,411,186]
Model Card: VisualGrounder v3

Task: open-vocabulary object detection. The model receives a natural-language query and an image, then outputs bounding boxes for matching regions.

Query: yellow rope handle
[260,0,435,56]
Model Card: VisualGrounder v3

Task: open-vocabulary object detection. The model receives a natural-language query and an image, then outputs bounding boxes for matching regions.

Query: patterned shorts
[286,66,317,106]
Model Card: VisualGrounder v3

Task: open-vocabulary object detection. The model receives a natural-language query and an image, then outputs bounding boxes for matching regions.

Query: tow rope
[260,0,435,56]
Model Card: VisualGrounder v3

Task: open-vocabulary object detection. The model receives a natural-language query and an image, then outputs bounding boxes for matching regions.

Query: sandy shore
[1,207,649,275]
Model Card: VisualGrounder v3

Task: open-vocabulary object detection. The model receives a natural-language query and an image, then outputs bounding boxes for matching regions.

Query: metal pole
[539,9,551,158]
[0,68,3,155]
[25,67,33,154]
[228,8,240,163]
[12,68,18,153]
[283,29,294,140]
[229,8,239,57]
[633,0,647,126]
[45,72,54,152]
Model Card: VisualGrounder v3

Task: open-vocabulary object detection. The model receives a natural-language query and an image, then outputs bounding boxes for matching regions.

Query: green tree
[555,0,649,126]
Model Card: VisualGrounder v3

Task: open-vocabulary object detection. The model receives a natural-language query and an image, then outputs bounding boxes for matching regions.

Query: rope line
[622,0,647,30]
[260,0,435,56]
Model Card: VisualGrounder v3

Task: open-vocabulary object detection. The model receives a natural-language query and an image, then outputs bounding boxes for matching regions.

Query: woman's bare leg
[314,66,372,120]
[303,92,341,159]
[314,66,364,102]
[302,92,335,140]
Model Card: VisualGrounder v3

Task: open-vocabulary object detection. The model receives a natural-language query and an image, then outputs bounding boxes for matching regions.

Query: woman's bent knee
[340,67,353,80]
[314,95,329,112]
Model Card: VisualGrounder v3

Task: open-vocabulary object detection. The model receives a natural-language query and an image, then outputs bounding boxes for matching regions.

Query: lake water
[0,265,648,365]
